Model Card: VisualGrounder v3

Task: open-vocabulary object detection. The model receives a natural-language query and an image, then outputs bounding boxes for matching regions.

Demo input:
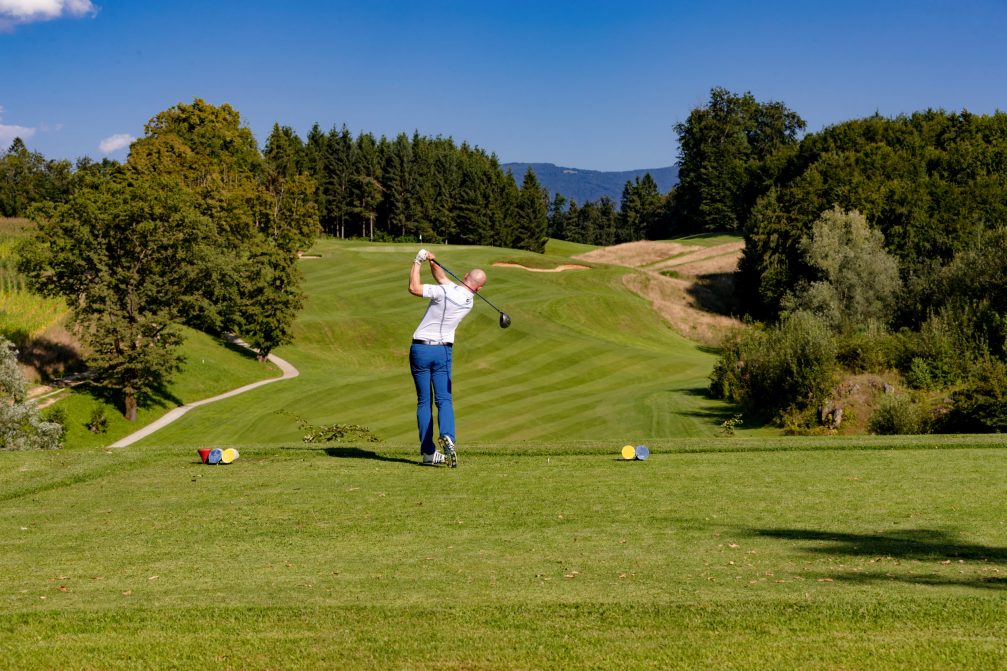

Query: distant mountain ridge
[502,162,679,207]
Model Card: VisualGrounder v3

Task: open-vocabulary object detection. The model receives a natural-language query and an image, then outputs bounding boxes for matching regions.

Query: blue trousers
[409,344,455,455]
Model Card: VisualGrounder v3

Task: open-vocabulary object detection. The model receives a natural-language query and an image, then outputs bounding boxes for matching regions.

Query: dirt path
[109,341,299,448]
[573,240,745,346]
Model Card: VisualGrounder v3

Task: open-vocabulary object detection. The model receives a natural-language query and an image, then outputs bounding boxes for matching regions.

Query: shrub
[710,311,836,421]
[87,406,108,434]
[868,393,929,435]
[905,311,978,389]
[940,358,1007,433]
[280,412,380,443]
[709,330,746,403]
[836,325,897,373]
[905,357,937,390]
[0,337,62,450]
[43,405,68,430]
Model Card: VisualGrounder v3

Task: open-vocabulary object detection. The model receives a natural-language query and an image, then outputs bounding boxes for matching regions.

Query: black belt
[412,339,452,347]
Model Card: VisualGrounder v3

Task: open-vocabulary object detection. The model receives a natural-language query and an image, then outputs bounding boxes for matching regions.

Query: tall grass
[0,218,68,343]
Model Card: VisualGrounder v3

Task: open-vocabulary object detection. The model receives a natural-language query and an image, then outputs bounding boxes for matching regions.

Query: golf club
[431,259,511,328]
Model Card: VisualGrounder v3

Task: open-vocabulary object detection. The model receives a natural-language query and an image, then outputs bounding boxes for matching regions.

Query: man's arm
[428,252,449,284]
[408,249,428,296]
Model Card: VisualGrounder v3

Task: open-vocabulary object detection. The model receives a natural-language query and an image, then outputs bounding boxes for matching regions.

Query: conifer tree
[264,124,305,178]
[514,168,548,252]
[548,192,568,240]
[349,133,383,240]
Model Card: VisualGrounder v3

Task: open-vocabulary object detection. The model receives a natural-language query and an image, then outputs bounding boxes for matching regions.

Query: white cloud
[0,106,36,146]
[98,133,134,154]
[0,123,35,145]
[0,0,97,30]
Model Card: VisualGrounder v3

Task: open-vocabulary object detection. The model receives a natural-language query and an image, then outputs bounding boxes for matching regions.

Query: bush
[0,337,62,450]
[710,311,836,421]
[940,358,1007,433]
[905,311,977,389]
[280,412,380,443]
[836,325,898,373]
[868,393,929,435]
[43,405,68,430]
[709,330,745,403]
[87,406,108,434]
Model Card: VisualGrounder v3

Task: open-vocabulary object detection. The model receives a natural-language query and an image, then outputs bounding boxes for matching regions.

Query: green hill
[502,162,679,205]
[140,239,741,447]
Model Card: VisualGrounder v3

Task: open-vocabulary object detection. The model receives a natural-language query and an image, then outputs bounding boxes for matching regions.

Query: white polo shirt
[412,281,475,344]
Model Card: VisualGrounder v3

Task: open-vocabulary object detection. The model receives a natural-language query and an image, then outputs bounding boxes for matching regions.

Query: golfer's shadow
[323,447,418,465]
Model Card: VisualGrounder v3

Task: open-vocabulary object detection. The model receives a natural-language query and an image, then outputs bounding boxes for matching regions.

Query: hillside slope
[140,240,741,447]
[574,237,745,346]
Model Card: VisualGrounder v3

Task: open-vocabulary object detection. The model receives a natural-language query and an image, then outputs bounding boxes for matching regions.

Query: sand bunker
[492,262,590,272]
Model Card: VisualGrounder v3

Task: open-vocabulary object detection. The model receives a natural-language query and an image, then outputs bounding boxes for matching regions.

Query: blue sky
[2,0,1006,171]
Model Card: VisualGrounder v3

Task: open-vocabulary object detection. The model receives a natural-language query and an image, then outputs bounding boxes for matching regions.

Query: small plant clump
[280,412,380,443]
[87,406,108,434]
[719,413,743,436]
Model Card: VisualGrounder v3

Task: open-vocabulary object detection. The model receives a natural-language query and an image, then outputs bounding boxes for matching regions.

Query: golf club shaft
[431,259,505,314]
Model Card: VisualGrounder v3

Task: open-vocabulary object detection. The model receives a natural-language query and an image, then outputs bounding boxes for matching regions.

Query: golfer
[408,248,486,467]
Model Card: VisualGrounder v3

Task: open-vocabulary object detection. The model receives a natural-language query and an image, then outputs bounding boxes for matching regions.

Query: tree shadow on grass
[750,527,1007,590]
[16,336,86,381]
[685,272,741,316]
[143,379,185,409]
[218,335,265,361]
[70,380,184,433]
[670,386,765,429]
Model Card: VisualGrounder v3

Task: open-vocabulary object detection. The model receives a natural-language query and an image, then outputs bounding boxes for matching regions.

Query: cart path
[109,343,299,448]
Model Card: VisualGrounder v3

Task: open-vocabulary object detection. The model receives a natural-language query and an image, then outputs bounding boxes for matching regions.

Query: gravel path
[109,344,299,448]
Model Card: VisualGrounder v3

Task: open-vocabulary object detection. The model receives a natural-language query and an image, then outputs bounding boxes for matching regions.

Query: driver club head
[499,312,511,329]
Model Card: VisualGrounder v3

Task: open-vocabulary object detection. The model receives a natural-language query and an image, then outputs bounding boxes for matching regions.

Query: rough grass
[3,436,1007,669]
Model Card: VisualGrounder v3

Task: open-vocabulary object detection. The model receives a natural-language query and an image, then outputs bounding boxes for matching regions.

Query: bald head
[464,268,487,292]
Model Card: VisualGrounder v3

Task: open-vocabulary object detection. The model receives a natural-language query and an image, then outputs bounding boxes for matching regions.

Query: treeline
[741,110,1007,315]
[545,173,667,246]
[0,138,117,216]
[265,124,548,253]
[673,88,1007,434]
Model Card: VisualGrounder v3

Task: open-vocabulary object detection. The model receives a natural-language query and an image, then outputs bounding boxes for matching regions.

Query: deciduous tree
[21,173,220,420]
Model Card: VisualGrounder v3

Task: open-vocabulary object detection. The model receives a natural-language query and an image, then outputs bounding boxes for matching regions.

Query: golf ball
[621,445,636,460]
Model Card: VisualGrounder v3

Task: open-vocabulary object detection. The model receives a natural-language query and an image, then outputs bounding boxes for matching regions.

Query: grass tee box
[3,436,1007,669]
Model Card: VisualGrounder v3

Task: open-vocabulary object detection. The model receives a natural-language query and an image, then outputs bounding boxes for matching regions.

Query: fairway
[3,437,1007,669]
[138,239,737,447]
